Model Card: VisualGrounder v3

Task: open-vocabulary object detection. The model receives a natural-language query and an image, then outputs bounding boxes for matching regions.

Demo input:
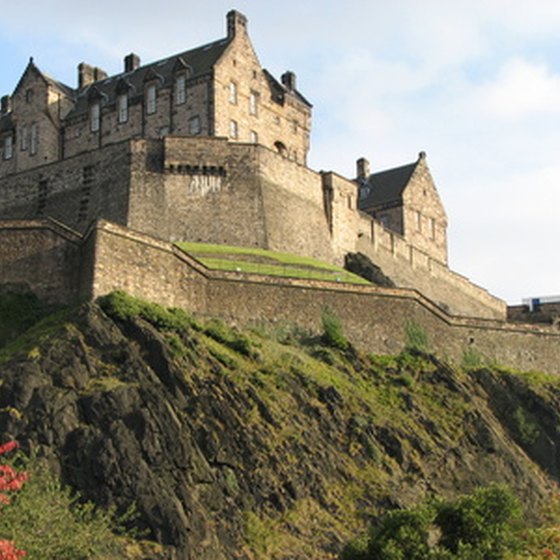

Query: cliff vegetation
[0,291,559,559]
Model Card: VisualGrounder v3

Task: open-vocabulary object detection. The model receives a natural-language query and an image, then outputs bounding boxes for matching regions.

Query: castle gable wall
[402,156,448,264]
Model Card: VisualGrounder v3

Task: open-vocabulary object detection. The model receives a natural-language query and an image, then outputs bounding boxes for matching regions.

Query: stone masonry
[0,10,510,321]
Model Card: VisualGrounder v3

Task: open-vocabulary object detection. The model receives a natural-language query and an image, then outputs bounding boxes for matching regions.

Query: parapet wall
[0,219,557,375]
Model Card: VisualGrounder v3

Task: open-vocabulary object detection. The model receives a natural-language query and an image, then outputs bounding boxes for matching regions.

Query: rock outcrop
[0,293,558,558]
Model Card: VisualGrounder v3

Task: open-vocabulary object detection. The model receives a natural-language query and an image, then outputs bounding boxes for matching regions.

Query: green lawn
[175,242,370,285]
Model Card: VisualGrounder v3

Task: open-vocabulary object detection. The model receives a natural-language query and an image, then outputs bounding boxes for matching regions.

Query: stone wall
[0,220,81,303]
[2,220,553,374]
[86,221,560,375]
[0,141,131,232]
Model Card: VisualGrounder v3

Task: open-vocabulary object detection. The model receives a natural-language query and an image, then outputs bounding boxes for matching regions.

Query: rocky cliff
[0,291,558,559]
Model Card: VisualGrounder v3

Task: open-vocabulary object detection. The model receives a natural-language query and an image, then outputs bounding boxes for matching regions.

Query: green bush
[436,484,521,559]
[321,307,349,351]
[98,291,197,332]
[0,291,45,348]
[404,321,430,353]
[204,319,256,358]
[0,452,131,559]
[512,407,540,445]
[342,484,522,559]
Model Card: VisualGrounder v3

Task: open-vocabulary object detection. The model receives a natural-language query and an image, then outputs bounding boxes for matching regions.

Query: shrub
[321,307,349,351]
[435,484,521,559]
[0,452,130,559]
[404,321,429,353]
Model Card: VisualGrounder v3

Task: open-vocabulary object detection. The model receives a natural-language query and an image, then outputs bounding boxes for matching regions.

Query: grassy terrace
[175,242,370,285]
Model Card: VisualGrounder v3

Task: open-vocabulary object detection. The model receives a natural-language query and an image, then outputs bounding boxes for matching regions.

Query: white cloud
[473,58,560,119]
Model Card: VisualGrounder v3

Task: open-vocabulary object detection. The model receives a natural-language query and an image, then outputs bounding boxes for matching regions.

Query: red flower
[0,443,18,457]
[0,540,25,559]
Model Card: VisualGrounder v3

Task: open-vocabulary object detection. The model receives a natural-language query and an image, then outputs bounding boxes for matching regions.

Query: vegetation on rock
[0,291,559,559]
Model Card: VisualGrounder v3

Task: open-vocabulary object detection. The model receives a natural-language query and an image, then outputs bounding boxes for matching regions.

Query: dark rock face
[344,252,396,288]
[0,302,559,559]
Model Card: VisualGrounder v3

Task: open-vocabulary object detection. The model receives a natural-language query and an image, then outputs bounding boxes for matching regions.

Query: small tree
[321,307,349,351]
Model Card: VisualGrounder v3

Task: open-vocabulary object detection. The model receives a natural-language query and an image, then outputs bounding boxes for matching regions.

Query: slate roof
[358,161,418,210]
[66,37,232,119]
[262,70,312,108]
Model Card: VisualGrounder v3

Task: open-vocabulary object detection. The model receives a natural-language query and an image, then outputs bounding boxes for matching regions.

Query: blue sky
[1,0,560,304]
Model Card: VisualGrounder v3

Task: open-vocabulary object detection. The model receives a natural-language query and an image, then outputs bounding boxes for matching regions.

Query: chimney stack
[227,10,248,39]
[356,157,370,181]
[78,63,108,89]
[0,95,11,115]
[78,63,95,89]
[94,67,107,81]
[281,71,296,92]
[124,53,141,73]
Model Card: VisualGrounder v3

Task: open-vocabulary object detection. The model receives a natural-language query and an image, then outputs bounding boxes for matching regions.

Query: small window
[30,123,38,155]
[3,136,13,160]
[429,217,436,240]
[176,74,187,105]
[189,116,201,135]
[25,89,33,103]
[249,91,258,116]
[292,120,299,134]
[146,84,157,114]
[90,103,100,132]
[117,94,128,123]
[229,82,237,104]
[20,125,28,151]
[250,130,258,144]
[229,120,238,139]
[415,210,422,232]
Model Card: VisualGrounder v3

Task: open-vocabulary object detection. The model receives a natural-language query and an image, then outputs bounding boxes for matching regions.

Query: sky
[1,0,559,304]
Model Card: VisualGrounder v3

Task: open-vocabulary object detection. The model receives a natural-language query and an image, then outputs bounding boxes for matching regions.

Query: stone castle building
[0,10,505,321]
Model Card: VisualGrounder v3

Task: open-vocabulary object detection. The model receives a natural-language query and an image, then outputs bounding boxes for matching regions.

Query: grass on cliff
[4,291,560,559]
[175,241,370,285]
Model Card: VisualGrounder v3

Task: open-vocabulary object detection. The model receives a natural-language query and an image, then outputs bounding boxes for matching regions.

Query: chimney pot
[356,157,370,180]
[124,53,141,73]
[281,71,297,91]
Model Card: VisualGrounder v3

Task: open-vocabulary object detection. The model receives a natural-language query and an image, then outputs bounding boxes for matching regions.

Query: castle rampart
[0,219,557,374]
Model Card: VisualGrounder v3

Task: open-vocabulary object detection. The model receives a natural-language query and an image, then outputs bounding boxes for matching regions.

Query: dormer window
[3,136,13,160]
[176,75,187,105]
[229,82,237,105]
[117,94,128,123]
[146,84,157,114]
[90,102,100,132]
